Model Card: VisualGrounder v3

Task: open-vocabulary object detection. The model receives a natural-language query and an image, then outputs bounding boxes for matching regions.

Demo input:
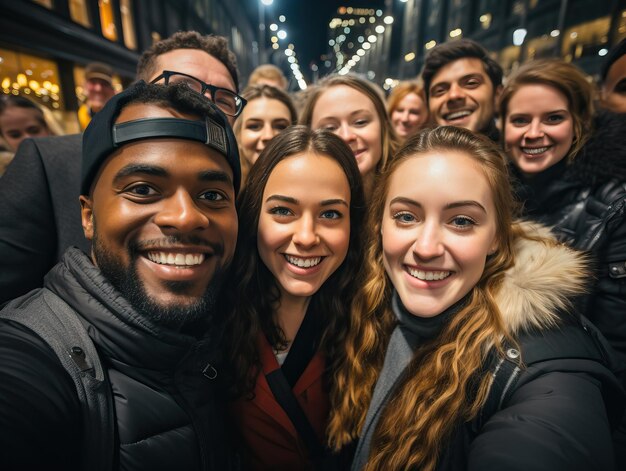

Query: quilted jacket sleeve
[468,367,615,471]
[0,319,82,470]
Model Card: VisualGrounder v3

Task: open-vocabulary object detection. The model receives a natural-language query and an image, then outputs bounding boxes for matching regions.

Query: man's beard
[92,230,224,335]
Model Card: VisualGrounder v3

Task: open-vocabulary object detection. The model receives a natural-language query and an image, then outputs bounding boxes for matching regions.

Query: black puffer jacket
[512,111,626,367]
[0,248,236,470]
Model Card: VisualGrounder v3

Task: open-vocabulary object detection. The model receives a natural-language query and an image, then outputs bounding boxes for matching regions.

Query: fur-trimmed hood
[495,221,588,336]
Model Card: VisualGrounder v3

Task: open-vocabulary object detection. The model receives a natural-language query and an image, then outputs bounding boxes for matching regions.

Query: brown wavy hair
[221,125,366,397]
[327,126,523,470]
[233,84,298,188]
[299,74,400,190]
[499,58,594,163]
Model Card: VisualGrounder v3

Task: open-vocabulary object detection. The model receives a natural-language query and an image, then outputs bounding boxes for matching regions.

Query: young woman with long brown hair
[327,126,622,470]
[222,125,366,469]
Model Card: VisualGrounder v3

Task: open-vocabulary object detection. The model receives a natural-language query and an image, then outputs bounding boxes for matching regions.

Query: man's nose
[154,189,210,233]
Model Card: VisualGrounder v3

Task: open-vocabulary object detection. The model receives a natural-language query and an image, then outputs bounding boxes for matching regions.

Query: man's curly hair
[136,31,240,91]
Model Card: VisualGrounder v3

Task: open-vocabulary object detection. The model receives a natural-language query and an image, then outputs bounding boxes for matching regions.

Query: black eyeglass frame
[150,70,247,117]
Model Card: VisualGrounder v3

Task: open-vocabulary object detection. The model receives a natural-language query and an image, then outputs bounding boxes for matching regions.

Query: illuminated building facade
[0,0,256,132]
[324,0,625,88]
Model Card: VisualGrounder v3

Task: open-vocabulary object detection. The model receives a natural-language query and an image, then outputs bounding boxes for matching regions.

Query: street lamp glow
[277,30,287,40]
[261,0,273,5]
[270,23,278,31]
[363,42,371,50]
[513,28,527,46]
[285,48,293,56]
[279,15,286,22]
[384,16,394,25]
[368,35,377,42]
[375,25,385,34]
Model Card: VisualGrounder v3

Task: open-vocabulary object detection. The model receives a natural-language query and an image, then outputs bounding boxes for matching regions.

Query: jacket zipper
[586,196,625,251]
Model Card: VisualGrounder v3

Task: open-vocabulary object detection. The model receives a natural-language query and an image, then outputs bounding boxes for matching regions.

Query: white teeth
[522,146,549,155]
[147,252,205,266]
[407,268,451,281]
[445,110,471,120]
[285,255,322,268]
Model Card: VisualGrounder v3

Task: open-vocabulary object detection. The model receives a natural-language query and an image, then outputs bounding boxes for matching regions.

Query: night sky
[245,0,386,79]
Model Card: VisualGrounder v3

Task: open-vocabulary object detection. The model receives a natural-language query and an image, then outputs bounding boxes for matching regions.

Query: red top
[230,334,330,470]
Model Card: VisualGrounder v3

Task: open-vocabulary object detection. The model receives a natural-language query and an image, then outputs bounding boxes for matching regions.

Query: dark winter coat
[0,248,236,470]
[0,134,86,305]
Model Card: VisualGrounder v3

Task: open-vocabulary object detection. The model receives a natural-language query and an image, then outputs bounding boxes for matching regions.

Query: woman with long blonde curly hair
[328,126,621,470]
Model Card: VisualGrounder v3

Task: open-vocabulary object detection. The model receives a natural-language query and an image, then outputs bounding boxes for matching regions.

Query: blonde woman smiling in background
[300,74,399,197]
[387,81,429,142]
[234,84,297,187]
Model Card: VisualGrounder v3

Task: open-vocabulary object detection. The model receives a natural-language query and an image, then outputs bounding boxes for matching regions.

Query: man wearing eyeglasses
[0,31,245,305]
[136,32,245,123]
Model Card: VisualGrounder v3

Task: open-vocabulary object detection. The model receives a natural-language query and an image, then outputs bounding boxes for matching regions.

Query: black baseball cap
[82,80,241,195]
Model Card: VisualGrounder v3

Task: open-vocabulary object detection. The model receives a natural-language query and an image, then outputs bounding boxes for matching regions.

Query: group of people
[0,28,625,471]
[0,61,117,175]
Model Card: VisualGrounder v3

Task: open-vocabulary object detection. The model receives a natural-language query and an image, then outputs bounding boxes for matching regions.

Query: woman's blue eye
[393,212,415,223]
[269,206,292,216]
[546,114,565,124]
[451,216,476,228]
[510,117,529,126]
[321,210,342,219]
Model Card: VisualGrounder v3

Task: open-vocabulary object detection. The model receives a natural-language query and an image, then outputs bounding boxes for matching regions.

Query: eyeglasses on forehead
[150,70,246,117]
